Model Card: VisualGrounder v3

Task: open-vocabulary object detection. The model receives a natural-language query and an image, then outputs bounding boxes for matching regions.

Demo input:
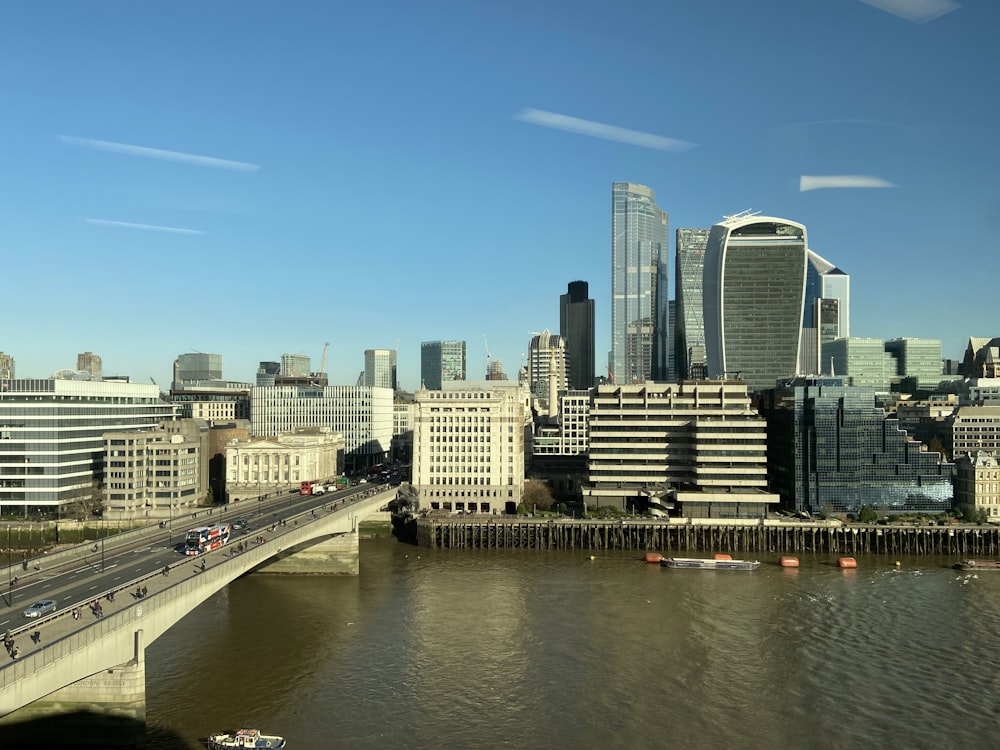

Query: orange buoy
[780,556,800,568]
[837,557,858,569]
[713,553,733,561]
[644,552,663,564]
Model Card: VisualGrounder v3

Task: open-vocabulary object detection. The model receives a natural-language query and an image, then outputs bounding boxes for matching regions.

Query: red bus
[184,523,232,556]
[300,481,312,496]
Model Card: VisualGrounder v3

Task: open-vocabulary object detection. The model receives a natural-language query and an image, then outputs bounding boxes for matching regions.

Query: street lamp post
[5,525,11,608]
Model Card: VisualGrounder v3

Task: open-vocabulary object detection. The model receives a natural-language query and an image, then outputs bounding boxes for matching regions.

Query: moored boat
[644,551,663,564]
[660,556,760,571]
[954,560,1000,571]
[207,728,286,749]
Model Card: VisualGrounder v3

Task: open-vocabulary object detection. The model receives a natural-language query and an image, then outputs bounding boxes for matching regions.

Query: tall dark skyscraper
[559,280,595,390]
[610,183,669,384]
[674,227,711,380]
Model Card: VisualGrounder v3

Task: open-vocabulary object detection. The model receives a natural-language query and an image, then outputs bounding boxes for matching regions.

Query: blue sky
[1,0,995,390]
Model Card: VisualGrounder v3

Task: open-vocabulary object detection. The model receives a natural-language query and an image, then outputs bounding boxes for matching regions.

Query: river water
[145,537,1000,750]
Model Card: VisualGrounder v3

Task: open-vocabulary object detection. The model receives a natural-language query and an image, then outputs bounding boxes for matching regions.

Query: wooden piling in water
[412,518,1000,557]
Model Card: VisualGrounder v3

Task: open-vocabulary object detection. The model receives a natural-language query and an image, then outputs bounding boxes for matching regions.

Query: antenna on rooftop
[722,209,762,222]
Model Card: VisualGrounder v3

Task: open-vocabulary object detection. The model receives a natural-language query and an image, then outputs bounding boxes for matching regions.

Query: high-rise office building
[800,251,850,375]
[884,337,942,388]
[256,361,281,387]
[364,349,398,390]
[559,280,595,390]
[527,331,569,415]
[173,353,224,388]
[674,227,711,380]
[420,341,466,390]
[703,214,810,392]
[610,183,669,385]
[281,353,311,379]
[77,352,103,380]
[0,352,14,381]
[822,337,897,391]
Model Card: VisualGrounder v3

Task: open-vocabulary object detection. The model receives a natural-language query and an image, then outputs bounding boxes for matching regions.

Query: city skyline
[2,2,996,389]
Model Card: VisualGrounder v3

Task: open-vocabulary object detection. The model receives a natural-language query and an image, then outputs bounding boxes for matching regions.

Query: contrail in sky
[514,108,695,152]
[84,218,205,235]
[799,175,896,192]
[857,0,960,23]
[61,135,260,172]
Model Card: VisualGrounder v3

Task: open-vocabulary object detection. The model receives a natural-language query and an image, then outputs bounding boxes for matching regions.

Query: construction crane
[320,342,330,379]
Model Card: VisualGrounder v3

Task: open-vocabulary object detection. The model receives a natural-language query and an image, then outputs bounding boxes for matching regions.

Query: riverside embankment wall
[416,517,1000,556]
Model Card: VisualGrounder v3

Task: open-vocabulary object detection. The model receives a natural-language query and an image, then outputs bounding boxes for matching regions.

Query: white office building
[251,385,393,473]
[412,381,530,513]
[0,378,174,515]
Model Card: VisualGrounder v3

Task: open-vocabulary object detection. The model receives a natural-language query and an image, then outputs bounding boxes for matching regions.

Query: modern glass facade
[884,337,942,388]
[704,217,808,393]
[821,337,896,391]
[763,378,954,514]
[674,227,711,381]
[420,340,466,390]
[559,280,595,391]
[174,352,223,383]
[610,183,669,385]
[281,353,311,379]
[364,349,398,390]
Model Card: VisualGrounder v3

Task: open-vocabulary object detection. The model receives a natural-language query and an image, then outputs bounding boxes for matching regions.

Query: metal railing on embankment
[417,517,1000,557]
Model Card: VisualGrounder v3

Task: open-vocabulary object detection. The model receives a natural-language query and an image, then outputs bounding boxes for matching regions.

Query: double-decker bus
[300,480,312,496]
[184,523,232,556]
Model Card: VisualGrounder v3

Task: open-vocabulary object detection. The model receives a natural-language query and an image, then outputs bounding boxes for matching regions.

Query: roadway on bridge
[0,484,391,661]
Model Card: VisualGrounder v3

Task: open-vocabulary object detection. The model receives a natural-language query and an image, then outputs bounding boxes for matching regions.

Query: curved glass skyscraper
[610,183,669,385]
[703,215,809,392]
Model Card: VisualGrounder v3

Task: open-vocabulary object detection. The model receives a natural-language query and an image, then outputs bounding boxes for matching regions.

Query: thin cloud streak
[61,136,259,172]
[84,218,205,235]
[514,108,695,152]
[857,0,960,24]
[800,175,897,192]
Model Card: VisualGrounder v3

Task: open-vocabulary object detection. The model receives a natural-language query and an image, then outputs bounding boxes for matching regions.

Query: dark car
[22,599,57,619]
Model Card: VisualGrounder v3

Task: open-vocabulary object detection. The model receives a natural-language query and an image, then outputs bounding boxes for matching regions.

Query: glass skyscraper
[364,349,398,391]
[559,280,595,391]
[704,215,816,393]
[420,340,466,390]
[610,183,669,385]
[674,227,711,380]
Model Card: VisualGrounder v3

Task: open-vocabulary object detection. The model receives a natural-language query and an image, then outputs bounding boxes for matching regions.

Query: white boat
[207,728,286,749]
[661,556,760,571]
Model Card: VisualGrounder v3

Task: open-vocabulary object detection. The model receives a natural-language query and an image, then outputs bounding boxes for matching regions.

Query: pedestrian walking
[141,585,148,597]
[31,629,40,644]
[200,558,206,572]
[11,646,19,659]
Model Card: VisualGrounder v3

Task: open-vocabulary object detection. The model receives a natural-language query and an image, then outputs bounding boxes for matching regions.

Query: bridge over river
[0,485,396,743]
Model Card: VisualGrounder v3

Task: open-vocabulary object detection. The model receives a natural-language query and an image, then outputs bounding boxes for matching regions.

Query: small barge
[954,560,1000,571]
[661,556,760,571]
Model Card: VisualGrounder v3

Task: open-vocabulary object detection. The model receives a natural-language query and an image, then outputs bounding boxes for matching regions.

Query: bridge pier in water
[0,630,147,748]
[258,528,361,574]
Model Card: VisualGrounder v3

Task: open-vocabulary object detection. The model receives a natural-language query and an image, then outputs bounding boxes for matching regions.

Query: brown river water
[142,537,1000,750]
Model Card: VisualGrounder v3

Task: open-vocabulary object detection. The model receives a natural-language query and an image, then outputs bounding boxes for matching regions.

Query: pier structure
[416,517,1000,557]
